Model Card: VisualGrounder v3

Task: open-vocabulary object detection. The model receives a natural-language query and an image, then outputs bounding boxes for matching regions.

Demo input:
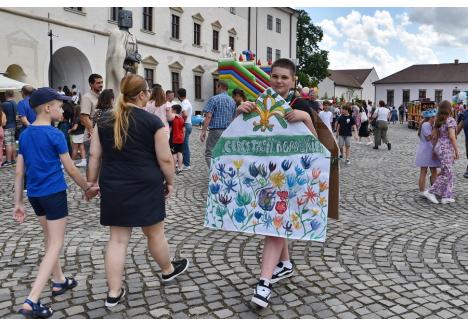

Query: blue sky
[298,7,468,78]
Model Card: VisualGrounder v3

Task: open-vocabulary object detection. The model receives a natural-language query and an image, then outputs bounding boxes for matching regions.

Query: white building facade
[0,7,298,113]
[374,62,468,108]
[317,68,379,103]
[375,83,468,108]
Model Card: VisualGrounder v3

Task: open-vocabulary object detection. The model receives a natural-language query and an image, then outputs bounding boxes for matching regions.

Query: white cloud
[317,9,444,78]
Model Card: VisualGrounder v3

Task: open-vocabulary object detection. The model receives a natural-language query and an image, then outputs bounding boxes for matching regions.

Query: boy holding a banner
[236,59,319,308]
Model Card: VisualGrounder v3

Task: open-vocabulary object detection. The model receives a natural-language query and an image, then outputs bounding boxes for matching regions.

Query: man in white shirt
[177,88,193,170]
[80,73,103,167]
[318,100,333,131]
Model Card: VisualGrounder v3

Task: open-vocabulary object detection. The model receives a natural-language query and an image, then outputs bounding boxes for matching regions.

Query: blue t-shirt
[17,96,36,125]
[18,125,68,197]
[1,100,17,128]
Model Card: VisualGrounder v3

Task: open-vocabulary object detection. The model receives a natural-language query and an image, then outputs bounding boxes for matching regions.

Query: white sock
[259,277,271,286]
[281,260,292,269]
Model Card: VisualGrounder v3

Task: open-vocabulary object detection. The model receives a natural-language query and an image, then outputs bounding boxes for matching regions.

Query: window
[434,90,443,103]
[212,30,219,50]
[453,88,460,96]
[143,7,153,31]
[171,15,180,39]
[171,72,180,93]
[402,89,410,104]
[267,47,272,62]
[267,15,273,30]
[387,90,394,107]
[144,68,154,88]
[419,89,426,99]
[195,76,202,99]
[276,18,281,33]
[110,7,122,21]
[275,49,281,61]
[68,7,83,11]
[194,23,201,45]
[213,78,219,96]
[230,7,236,15]
[229,36,235,51]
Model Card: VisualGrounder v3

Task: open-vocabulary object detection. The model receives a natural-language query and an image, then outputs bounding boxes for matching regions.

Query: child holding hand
[14,88,99,318]
[415,109,439,195]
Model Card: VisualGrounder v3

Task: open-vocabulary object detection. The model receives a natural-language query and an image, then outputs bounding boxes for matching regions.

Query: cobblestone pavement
[1,123,468,319]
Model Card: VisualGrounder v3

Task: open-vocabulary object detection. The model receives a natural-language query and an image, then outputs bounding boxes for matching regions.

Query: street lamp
[48,29,58,88]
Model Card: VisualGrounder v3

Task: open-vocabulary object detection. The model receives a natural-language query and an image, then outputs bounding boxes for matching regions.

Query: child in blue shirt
[13,87,99,318]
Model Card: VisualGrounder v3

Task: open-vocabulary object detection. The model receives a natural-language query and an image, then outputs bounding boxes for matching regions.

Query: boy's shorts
[4,128,16,146]
[28,190,68,220]
[171,143,183,154]
[338,135,351,147]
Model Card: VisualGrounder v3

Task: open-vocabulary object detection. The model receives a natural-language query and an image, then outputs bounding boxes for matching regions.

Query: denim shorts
[28,190,68,220]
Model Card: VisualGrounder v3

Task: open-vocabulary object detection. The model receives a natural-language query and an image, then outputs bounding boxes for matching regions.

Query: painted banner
[204,88,331,242]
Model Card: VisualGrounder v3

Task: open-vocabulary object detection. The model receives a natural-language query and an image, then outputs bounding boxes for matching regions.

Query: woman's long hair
[434,100,452,129]
[149,85,166,107]
[113,74,147,150]
[417,117,430,137]
[96,89,115,110]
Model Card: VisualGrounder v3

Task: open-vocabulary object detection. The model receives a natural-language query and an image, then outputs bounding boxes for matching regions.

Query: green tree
[296,10,329,87]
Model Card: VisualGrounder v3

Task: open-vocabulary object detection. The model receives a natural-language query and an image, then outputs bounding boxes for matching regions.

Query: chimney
[454,59,459,64]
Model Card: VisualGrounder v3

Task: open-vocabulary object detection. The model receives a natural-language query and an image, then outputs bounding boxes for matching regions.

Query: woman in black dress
[87,74,189,308]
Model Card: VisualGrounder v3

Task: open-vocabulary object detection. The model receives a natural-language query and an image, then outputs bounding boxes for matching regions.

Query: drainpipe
[289,12,293,58]
[248,8,251,50]
[255,8,258,55]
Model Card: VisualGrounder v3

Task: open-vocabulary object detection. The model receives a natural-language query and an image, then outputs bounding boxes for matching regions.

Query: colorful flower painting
[204,88,331,242]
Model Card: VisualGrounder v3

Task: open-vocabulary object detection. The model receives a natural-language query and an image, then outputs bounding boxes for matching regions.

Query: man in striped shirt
[200,80,236,167]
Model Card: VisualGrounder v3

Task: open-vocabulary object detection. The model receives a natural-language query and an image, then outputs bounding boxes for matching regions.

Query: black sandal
[51,276,78,296]
[18,299,53,319]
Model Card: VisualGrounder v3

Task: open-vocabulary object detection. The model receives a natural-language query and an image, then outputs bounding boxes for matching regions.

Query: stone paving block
[150,308,171,318]
[214,308,234,318]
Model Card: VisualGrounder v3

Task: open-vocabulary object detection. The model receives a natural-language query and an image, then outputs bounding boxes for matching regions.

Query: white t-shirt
[318,111,333,131]
[376,107,390,121]
[180,98,193,125]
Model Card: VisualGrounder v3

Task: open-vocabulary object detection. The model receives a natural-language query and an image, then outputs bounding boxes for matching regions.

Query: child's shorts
[171,143,183,154]
[338,135,352,147]
[28,190,68,220]
[71,133,84,144]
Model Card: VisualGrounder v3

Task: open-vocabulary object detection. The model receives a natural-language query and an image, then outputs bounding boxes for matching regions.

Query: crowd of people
[1,57,468,317]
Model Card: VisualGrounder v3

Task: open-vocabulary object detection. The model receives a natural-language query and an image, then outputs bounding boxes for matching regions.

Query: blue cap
[29,87,72,108]
[422,109,437,118]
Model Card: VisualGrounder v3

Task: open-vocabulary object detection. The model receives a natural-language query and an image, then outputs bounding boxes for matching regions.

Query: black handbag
[371,108,379,127]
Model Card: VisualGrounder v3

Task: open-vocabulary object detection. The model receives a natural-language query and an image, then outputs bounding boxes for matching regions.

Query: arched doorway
[49,46,91,94]
[5,64,26,82]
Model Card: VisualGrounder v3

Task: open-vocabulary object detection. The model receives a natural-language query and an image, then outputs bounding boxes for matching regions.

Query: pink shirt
[144,101,170,137]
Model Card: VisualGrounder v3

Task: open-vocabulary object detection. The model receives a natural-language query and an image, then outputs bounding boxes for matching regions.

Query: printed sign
[204,88,331,242]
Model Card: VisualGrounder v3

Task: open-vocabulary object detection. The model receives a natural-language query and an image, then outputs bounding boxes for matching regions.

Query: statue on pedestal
[105,9,142,96]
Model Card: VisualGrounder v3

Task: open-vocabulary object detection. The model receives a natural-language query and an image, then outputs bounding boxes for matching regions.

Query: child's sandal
[51,276,78,296]
[18,299,53,319]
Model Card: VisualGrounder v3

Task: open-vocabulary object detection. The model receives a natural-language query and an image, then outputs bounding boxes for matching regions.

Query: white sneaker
[423,190,439,204]
[75,160,87,167]
[441,198,455,204]
[345,160,351,166]
[182,165,191,171]
[419,191,426,197]
[251,279,272,308]
[366,141,373,145]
